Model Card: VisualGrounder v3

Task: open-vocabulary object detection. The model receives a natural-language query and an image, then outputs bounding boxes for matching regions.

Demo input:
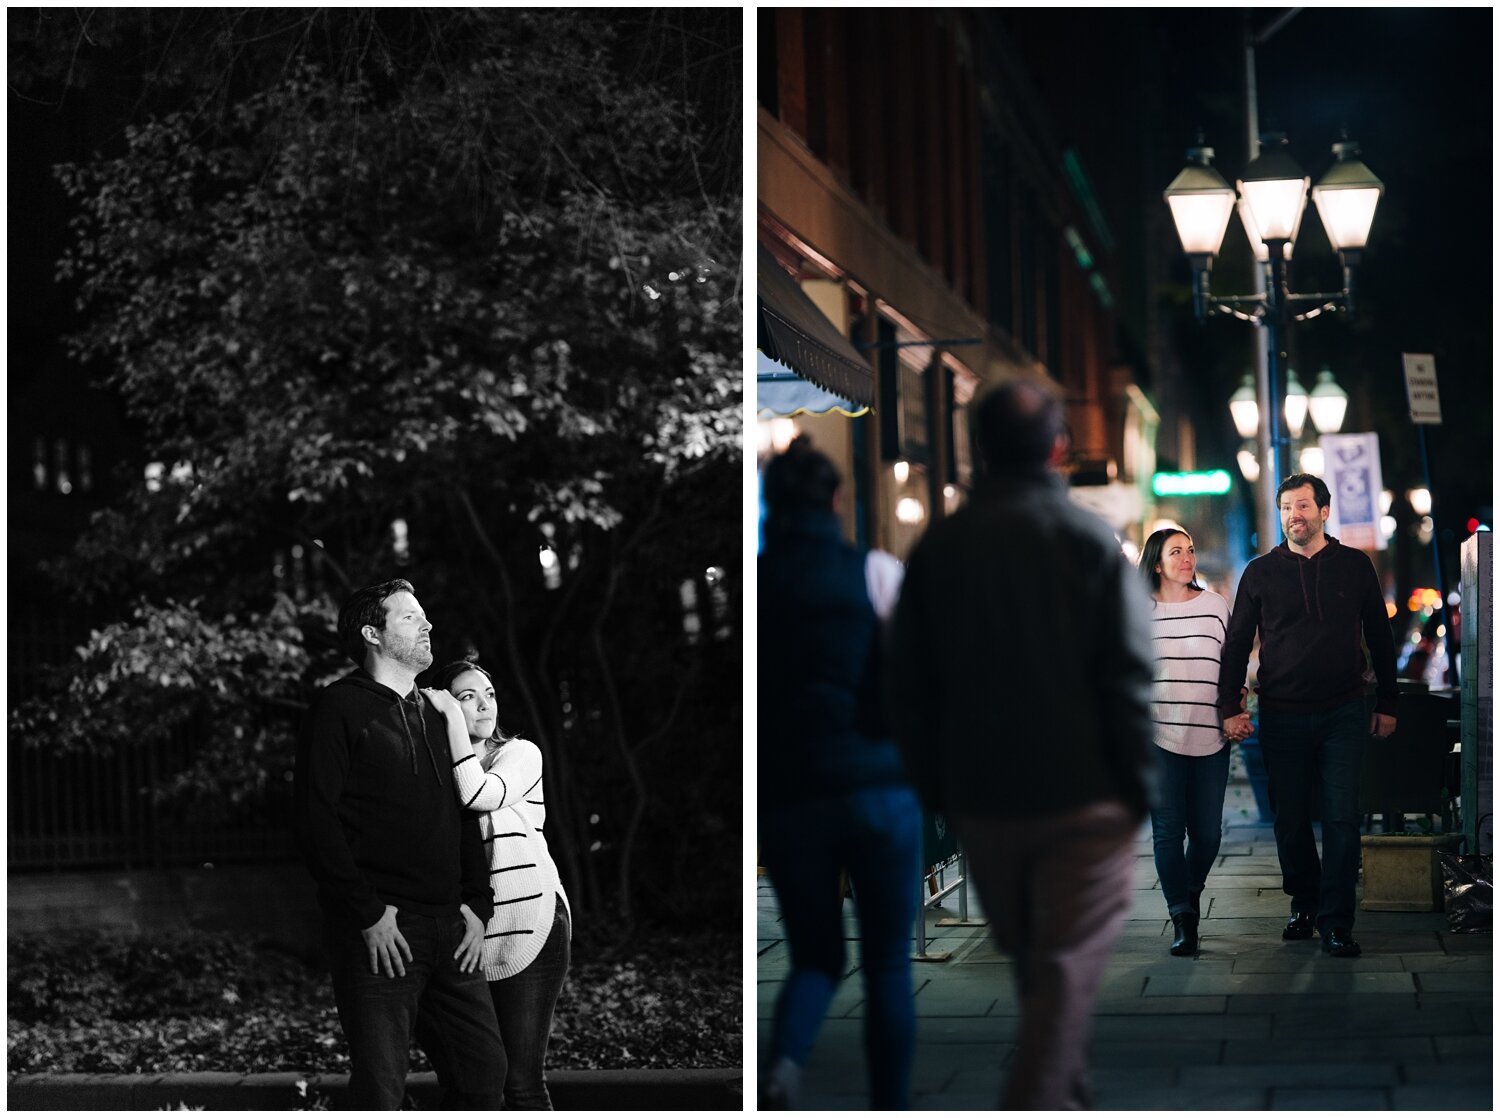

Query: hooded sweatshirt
[295,668,493,930]
[1216,535,1398,720]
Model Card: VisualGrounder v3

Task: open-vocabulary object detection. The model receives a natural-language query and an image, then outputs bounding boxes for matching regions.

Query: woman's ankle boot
[1170,912,1199,956]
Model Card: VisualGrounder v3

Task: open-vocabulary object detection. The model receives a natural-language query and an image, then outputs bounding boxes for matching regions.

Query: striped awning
[756,350,867,418]
[757,243,874,407]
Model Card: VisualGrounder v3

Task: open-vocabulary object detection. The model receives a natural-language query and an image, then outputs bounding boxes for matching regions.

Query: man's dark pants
[1259,698,1366,933]
[325,910,506,1109]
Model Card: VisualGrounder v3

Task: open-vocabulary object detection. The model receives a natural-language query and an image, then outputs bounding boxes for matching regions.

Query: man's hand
[454,904,485,973]
[361,905,413,977]
[421,687,463,721]
[1370,713,1397,739]
[1222,713,1253,742]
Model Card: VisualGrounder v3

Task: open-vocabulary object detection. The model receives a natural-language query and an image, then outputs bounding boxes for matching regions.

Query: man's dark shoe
[1169,912,1199,956]
[1321,928,1362,957]
[1282,911,1315,940]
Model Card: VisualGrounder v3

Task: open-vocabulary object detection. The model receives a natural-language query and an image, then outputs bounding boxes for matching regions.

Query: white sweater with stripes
[1148,590,1231,757]
[450,736,571,981]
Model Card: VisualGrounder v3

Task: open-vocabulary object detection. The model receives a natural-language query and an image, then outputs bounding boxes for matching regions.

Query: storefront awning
[756,351,868,418]
[757,243,875,407]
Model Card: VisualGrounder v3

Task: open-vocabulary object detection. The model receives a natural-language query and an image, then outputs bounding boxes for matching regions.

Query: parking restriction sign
[1401,353,1442,425]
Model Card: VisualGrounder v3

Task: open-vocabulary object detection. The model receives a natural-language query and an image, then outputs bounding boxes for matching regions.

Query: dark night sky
[1000,7,1493,542]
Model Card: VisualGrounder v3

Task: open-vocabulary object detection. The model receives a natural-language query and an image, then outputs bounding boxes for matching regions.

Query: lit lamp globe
[1311,140,1383,254]
[1164,144,1237,257]
[1283,367,1308,439]
[1237,133,1309,249]
[1237,443,1262,483]
[1229,373,1260,440]
[1308,368,1349,433]
[1313,139,1382,313]
[1237,195,1294,262]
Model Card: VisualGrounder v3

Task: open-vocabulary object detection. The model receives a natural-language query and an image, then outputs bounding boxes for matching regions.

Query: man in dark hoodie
[1218,474,1398,959]
[296,578,504,1109]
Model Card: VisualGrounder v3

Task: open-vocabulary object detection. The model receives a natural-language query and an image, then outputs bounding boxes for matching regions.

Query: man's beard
[387,634,433,670]
[1286,518,1320,543]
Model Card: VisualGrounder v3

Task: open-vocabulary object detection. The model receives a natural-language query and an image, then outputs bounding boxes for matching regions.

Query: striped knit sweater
[1148,590,1231,756]
[450,736,571,981]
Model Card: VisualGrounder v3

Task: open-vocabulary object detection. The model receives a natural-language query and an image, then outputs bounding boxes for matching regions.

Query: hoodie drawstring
[396,698,418,775]
[412,698,442,783]
[394,695,441,781]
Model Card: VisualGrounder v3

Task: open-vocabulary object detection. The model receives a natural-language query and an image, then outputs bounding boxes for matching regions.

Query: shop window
[680,579,702,645]
[53,438,72,495]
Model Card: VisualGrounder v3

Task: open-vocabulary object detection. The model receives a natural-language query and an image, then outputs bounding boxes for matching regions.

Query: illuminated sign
[1152,470,1233,497]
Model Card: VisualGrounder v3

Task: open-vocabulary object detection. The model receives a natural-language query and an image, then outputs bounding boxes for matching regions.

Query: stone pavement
[756,768,1493,1110]
[6,1068,743,1111]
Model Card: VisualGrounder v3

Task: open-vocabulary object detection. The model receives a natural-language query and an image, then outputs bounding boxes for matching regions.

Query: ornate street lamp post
[1165,133,1381,545]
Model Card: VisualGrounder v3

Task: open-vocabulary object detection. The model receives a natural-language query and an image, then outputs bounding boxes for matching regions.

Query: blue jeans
[1258,699,1366,933]
[489,899,571,1109]
[760,784,922,1110]
[325,910,506,1109]
[1149,744,1231,916]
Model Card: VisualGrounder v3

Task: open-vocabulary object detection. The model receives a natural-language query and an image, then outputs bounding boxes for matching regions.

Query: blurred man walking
[890,380,1157,1109]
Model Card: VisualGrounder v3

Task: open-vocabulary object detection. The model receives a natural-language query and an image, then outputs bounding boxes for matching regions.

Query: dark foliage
[7,926,739,1074]
[8,7,742,936]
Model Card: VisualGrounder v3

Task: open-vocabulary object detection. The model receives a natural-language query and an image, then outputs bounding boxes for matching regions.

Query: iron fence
[8,729,297,871]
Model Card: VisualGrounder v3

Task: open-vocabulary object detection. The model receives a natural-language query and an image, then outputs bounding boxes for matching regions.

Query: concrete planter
[1359,833,1463,912]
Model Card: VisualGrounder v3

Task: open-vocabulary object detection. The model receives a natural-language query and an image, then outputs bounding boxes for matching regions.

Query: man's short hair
[972,379,1066,473]
[762,435,841,515]
[1275,473,1331,511]
[337,579,416,666]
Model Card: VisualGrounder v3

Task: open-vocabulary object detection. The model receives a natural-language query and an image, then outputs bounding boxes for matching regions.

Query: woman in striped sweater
[1138,527,1232,958]
[424,659,570,1109]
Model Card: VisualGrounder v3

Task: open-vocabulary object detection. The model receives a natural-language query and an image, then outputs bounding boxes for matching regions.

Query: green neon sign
[1152,470,1233,497]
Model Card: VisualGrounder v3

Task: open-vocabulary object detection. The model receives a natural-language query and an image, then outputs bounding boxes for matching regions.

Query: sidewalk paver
[756,770,1493,1110]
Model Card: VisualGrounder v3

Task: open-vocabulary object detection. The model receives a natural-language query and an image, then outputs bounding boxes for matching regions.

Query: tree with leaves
[10,8,742,936]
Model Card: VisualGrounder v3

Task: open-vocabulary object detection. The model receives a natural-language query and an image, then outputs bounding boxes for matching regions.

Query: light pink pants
[956,800,1137,1110]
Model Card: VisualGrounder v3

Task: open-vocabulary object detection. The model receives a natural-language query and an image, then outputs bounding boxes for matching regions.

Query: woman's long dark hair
[1138,526,1205,595]
[429,658,512,758]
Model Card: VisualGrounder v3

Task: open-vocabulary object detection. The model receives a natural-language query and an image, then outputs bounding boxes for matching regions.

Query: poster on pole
[1320,432,1385,551]
[1401,353,1442,424]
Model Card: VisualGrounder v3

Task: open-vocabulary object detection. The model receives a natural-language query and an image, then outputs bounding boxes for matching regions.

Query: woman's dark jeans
[489,899,571,1109]
[1259,698,1366,932]
[1149,744,1232,917]
[324,909,506,1110]
[760,784,922,1110]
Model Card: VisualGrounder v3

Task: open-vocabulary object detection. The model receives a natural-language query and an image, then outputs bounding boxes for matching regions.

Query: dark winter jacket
[295,668,493,930]
[758,506,910,807]
[888,467,1157,821]
[1216,536,1399,719]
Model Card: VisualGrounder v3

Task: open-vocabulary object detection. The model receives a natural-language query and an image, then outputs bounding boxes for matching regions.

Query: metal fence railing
[8,596,297,872]
[8,720,295,872]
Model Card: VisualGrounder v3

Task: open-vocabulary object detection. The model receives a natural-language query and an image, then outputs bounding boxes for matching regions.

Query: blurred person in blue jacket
[758,435,919,1110]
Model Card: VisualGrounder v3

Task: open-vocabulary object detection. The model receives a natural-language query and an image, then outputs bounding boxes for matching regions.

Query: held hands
[454,904,485,973]
[361,904,413,977]
[1222,686,1253,742]
[421,687,462,720]
[1370,713,1397,739]
[1222,714,1254,742]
